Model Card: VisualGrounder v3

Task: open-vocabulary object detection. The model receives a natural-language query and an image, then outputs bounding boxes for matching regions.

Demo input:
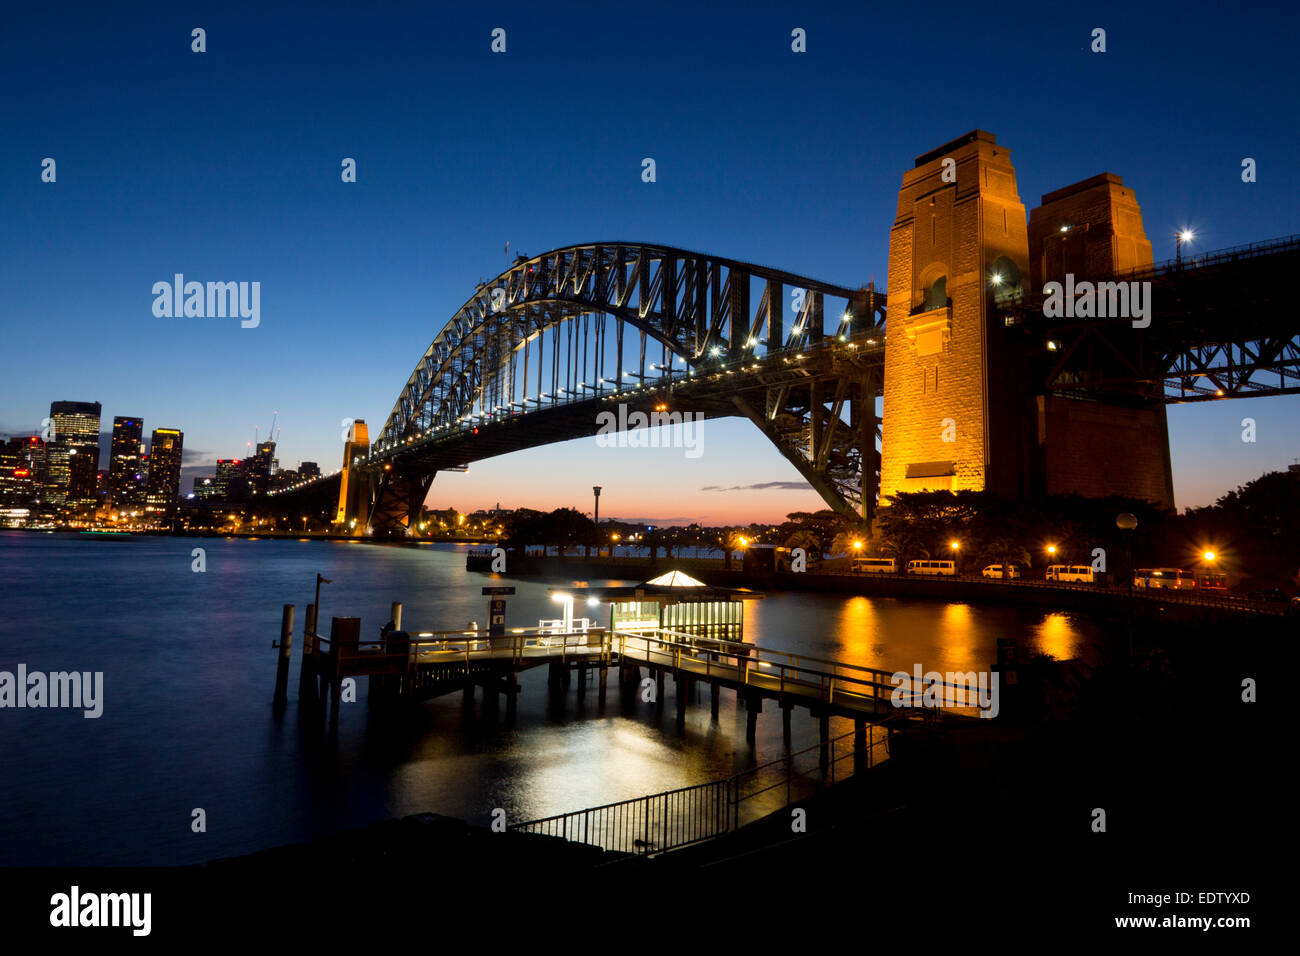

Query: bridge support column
[548,661,566,690]
[598,664,608,706]
[746,694,762,743]
[710,682,720,719]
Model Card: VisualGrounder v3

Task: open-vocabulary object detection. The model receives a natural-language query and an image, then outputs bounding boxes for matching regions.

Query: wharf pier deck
[284,608,973,745]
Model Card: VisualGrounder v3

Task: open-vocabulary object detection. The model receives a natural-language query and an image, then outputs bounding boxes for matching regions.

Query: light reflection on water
[0,533,1099,865]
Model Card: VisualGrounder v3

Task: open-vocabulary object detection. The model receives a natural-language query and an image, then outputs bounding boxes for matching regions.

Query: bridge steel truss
[1011,235,1300,404]
[365,243,886,534]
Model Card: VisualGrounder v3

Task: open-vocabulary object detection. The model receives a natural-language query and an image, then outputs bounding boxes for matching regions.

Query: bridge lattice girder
[1010,235,1300,402]
[376,242,880,446]
[366,243,885,532]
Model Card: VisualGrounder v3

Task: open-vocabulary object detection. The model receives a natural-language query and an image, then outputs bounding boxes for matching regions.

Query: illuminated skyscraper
[214,458,249,501]
[109,416,146,507]
[0,437,42,508]
[47,401,102,508]
[247,441,276,493]
[145,428,184,516]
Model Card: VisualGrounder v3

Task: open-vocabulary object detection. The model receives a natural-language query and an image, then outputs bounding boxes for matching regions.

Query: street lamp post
[592,485,602,554]
[1175,229,1194,267]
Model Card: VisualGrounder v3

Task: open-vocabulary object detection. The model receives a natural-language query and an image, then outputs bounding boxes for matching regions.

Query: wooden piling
[272,604,294,707]
[710,682,720,718]
[746,695,760,742]
[598,664,608,705]
[298,603,316,702]
[781,703,793,742]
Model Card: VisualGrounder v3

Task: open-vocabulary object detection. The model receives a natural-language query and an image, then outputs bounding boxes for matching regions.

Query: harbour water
[0,532,1100,865]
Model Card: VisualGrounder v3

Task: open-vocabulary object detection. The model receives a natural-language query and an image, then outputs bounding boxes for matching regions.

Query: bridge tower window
[922,275,947,311]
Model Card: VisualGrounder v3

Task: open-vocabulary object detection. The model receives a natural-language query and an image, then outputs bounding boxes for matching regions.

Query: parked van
[982,564,1021,579]
[853,557,897,574]
[907,559,956,576]
[1045,565,1094,583]
[1134,568,1194,590]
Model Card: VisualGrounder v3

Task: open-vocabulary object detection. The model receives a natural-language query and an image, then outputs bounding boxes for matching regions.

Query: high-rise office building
[47,401,102,508]
[145,428,184,516]
[108,416,146,508]
[213,458,249,501]
[299,461,321,480]
[247,441,276,493]
[0,437,42,507]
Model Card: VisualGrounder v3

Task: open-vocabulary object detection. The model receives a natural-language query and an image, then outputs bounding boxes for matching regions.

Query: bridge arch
[361,242,886,534]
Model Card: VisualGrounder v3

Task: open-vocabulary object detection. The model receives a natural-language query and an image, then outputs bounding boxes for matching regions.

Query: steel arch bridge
[264,233,1299,536]
[355,242,887,535]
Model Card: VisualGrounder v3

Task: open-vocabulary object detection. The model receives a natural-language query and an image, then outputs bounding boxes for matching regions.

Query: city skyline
[5,384,1294,526]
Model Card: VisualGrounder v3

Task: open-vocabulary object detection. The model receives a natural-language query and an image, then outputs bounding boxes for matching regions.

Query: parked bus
[1045,565,1095,584]
[852,556,897,574]
[907,559,956,576]
[1133,568,1195,590]
[1193,569,1227,590]
[981,564,1021,579]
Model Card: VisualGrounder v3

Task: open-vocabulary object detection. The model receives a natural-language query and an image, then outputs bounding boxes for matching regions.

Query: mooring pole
[273,604,295,707]
[315,572,332,628]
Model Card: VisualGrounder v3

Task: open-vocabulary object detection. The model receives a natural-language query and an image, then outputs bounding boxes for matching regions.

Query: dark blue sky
[2,1,1296,522]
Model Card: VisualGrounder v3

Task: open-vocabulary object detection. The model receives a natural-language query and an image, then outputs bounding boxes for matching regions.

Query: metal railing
[813,566,1291,615]
[611,629,979,709]
[509,778,733,856]
[510,716,922,857]
[312,626,610,672]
